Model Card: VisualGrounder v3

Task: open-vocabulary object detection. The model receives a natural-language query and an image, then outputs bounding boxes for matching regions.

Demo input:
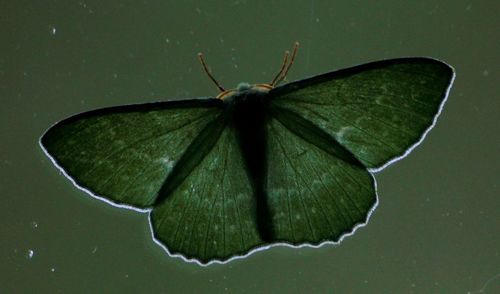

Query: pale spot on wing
[208,158,219,170]
[158,156,175,170]
[335,126,356,142]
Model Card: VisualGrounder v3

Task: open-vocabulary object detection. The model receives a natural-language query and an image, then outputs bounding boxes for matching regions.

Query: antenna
[198,53,225,92]
[271,42,299,87]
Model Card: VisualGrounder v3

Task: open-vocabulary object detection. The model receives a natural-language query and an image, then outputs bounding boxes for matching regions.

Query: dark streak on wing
[154,108,228,206]
[269,57,452,97]
[270,106,364,168]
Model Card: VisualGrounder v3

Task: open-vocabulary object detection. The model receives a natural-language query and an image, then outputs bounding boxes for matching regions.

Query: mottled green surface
[266,118,375,244]
[272,58,453,168]
[40,58,451,264]
[2,0,499,293]
[42,100,221,208]
[152,125,262,262]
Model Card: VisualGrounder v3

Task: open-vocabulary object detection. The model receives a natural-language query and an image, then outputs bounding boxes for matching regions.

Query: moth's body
[218,82,272,101]
[224,83,273,241]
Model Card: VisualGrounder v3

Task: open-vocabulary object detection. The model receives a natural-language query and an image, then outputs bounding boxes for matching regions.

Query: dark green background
[1,1,498,293]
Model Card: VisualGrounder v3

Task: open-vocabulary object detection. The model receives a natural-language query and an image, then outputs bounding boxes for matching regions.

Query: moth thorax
[218,83,272,101]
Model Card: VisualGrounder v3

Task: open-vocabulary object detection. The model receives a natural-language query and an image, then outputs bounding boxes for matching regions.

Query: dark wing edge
[270,57,455,172]
[39,97,222,214]
[272,57,455,98]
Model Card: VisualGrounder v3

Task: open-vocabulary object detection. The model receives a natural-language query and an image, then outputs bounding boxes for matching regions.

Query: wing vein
[203,141,224,258]
[311,162,353,228]
[270,123,295,241]
[221,141,228,257]
[273,122,316,240]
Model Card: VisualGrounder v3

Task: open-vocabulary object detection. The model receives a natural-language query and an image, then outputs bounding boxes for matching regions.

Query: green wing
[41,57,454,264]
[269,58,455,170]
[41,99,222,208]
[265,112,376,245]
[42,99,263,264]
[150,112,262,264]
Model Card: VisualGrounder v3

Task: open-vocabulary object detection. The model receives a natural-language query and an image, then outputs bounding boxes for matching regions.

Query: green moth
[40,43,455,265]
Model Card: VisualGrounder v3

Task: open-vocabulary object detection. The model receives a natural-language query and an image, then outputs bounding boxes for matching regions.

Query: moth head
[197,42,299,101]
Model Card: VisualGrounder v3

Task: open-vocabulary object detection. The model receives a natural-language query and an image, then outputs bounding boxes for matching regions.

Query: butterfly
[40,43,455,265]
